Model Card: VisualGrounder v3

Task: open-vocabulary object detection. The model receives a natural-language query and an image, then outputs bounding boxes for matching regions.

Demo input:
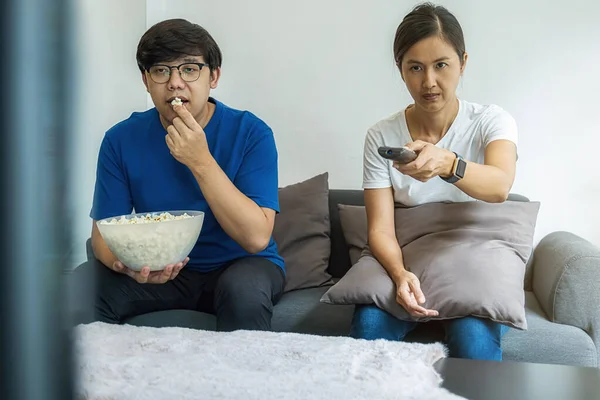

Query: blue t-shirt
[90,97,284,273]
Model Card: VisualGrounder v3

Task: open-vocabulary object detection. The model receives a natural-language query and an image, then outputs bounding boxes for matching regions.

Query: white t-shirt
[363,99,518,206]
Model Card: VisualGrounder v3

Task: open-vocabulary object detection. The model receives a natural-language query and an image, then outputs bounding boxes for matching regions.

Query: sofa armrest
[532,231,600,362]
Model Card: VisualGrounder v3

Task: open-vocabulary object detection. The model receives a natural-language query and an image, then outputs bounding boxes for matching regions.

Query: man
[86,18,285,331]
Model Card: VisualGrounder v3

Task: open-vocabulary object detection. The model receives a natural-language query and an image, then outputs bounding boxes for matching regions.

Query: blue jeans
[350,305,509,361]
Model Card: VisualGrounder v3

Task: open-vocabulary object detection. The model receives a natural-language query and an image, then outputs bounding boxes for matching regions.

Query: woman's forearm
[453,161,513,203]
[443,140,516,203]
[368,230,407,282]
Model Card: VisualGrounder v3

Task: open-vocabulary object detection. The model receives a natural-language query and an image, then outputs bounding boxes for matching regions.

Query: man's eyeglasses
[146,62,209,84]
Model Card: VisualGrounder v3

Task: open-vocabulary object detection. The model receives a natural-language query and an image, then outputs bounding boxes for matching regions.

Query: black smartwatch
[441,152,466,184]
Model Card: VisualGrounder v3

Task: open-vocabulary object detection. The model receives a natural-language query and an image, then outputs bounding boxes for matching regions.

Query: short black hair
[393,2,465,66]
[136,18,222,72]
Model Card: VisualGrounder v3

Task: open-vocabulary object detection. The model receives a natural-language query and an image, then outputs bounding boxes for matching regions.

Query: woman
[351,2,517,361]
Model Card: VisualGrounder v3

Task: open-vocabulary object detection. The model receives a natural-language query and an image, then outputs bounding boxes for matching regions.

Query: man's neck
[198,101,216,128]
[407,97,459,144]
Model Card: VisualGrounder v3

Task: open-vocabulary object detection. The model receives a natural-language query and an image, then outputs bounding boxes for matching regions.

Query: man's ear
[209,67,222,89]
[141,72,150,93]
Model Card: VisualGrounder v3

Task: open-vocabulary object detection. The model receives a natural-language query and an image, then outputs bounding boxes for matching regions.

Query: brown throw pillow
[273,173,333,292]
[321,201,540,329]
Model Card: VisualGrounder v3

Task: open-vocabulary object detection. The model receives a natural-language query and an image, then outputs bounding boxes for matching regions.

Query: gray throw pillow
[321,201,540,329]
[273,173,333,292]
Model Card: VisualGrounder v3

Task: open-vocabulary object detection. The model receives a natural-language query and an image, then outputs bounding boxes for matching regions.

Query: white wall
[70,0,148,263]
[71,0,600,265]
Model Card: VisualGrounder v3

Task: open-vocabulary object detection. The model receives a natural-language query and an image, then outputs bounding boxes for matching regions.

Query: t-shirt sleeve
[90,134,133,220]
[363,127,392,189]
[234,125,280,212]
[481,106,519,148]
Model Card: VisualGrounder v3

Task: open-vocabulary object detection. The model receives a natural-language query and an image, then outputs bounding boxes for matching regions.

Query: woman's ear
[460,52,468,75]
[397,61,405,82]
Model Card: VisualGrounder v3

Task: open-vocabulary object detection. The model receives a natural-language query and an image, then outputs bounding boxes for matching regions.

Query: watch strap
[441,152,466,183]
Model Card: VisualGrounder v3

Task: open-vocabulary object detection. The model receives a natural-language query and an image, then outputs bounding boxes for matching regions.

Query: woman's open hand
[393,269,439,317]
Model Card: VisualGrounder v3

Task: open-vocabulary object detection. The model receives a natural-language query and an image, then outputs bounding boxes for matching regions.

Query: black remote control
[377,146,418,164]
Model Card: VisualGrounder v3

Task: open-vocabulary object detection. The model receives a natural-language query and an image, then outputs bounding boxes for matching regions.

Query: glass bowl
[96,210,204,271]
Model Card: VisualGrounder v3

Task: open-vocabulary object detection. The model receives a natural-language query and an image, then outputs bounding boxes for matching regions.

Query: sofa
[70,187,600,368]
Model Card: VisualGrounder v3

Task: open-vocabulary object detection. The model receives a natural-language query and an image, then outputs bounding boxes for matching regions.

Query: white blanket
[75,322,464,400]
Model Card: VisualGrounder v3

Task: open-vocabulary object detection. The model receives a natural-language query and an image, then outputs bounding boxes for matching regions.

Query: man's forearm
[91,225,118,268]
[454,162,512,203]
[368,230,407,282]
[190,159,273,254]
[95,248,117,269]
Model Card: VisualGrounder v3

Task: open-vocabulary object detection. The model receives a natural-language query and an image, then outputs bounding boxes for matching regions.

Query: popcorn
[171,97,183,106]
[96,211,203,271]
[100,212,193,225]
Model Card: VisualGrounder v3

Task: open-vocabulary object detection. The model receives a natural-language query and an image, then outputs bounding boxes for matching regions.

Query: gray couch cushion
[323,192,536,288]
[271,287,354,336]
[327,189,365,278]
[324,201,540,330]
[503,291,597,367]
[274,173,334,292]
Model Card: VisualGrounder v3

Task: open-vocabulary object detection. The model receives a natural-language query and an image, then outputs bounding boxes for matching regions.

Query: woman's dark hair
[393,2,465,66]
[136,19,222,72]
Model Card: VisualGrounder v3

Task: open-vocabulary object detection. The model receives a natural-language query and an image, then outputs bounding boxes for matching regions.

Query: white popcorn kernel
[100,212,194,225]
[171,97,183,106]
